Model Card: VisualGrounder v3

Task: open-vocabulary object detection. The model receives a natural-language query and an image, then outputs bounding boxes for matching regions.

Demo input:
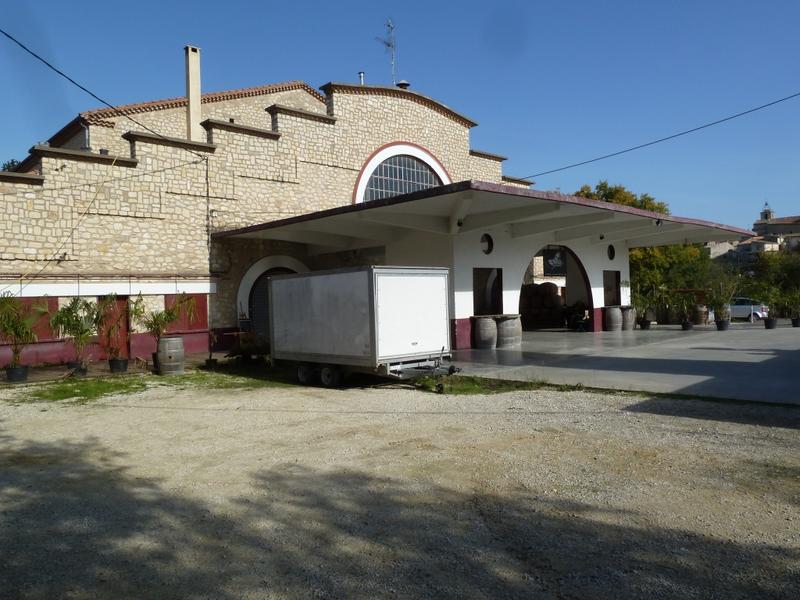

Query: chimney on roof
[396,80,410,90]
[184,45,203,142]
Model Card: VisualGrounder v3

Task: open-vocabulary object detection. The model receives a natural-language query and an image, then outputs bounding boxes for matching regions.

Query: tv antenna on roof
[376,19,397,85]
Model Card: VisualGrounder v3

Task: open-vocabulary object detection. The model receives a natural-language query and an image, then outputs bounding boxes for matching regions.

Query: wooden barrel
[621,307,636,331]
[603,306,623,331]
[692,304,708,325]
[540,282,559,298]
[473,316,497,349]
[157,336,185,375]
[496,315,522,348]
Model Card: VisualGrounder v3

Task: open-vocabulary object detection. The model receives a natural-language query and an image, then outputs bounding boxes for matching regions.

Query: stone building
[751,203,800,251]
[1,46,751,365]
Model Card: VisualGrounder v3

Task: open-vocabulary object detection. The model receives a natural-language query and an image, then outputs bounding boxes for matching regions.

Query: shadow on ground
[625,397,800,430]
[1,433,797,599]
[204,357,410,390]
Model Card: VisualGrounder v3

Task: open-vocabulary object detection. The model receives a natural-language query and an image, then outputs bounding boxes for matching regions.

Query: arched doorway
[248,267,295,342]
[518,245,593,331]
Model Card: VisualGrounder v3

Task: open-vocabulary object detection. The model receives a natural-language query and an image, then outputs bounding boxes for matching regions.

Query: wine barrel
[472,316,497,349]
[692,304,708,326]
[157,336,185,375]
[603,306,623,331]
[496,315,522,348]
[540,282,559,298]
[621,307,636,331]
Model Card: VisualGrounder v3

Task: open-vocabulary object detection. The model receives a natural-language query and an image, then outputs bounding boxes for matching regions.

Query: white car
[730,297,769,321]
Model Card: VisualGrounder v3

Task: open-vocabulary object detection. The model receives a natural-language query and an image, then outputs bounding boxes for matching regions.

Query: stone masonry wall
[2,82,526,330]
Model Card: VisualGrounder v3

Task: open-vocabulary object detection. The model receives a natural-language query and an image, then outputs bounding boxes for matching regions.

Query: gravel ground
[1,382,798,599]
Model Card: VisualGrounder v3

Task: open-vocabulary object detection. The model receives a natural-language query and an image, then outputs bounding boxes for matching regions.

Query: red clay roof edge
[80,81,324,122]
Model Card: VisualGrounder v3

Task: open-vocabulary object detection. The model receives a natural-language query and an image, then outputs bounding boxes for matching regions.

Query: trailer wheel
[319,365,343,388]
[296,363,317,385]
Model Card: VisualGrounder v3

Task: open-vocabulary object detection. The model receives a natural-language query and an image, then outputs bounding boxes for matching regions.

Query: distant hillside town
[708,203,799,260]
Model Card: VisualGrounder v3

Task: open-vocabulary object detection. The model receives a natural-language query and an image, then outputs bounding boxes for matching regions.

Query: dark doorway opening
[249,267,294,343]
[473,268,503,315]
[603,270,621,306]
[519,246,592,331]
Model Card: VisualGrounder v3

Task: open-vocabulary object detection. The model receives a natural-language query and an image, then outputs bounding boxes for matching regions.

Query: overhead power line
[520,89,800,180]
[0,27,211,294]
[0,26,207,161]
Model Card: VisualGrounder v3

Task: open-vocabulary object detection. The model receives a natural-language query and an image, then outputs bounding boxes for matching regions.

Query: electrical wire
[0,26,208,161]
[0,28,211,294]
[520,90,800,180]
[0,157,205,295]
[0,158,203,197]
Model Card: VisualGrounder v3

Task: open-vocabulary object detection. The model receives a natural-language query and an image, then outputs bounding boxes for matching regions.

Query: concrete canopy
[213,180,753,251]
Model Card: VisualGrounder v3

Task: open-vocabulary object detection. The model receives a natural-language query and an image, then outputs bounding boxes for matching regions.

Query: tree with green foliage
[744,249,800,317]
[575,180,669,214]
[2,158,20,172]
[575,181,712,294]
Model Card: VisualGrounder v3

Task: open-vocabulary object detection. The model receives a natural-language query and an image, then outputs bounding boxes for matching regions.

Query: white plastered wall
[385,231,456,317]
[383,225,630,320]
[451,226,630,319]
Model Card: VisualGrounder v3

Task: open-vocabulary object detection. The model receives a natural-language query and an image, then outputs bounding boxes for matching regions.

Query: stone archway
[518,245,593,330]
[236,256,309,321]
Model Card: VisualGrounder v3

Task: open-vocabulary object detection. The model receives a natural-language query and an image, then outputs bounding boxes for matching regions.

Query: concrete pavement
[451,323,800,404]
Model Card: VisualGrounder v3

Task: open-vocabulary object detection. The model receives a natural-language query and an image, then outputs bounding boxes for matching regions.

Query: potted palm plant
[754,284,780,330]
[631,284,654,330]
[672,291,695,331]
[788,289,800,328]
[706,273,738,331]
[98,294,145,373]
[0,294,45,383]
[50,298,104,376]
[136,293,196,375]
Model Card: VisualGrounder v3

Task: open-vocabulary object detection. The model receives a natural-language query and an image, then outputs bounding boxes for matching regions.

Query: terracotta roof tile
[81,81,323,125]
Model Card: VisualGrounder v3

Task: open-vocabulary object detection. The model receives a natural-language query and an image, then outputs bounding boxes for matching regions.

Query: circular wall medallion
[607,244,616,260]
[481,234,494,255]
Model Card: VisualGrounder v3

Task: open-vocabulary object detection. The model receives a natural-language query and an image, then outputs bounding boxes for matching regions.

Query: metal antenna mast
[376,19,397,85]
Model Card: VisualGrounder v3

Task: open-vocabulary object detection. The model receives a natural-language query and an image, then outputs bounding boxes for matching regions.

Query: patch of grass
[156,368,295,391]
[415,374,547,395]
[29,377,149,404]
[17,360,297,405]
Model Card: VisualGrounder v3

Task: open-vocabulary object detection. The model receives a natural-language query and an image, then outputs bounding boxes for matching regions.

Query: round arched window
[363,154,442,202]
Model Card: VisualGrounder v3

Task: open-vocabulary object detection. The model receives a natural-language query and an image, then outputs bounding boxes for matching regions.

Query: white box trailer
[269,266,451,385]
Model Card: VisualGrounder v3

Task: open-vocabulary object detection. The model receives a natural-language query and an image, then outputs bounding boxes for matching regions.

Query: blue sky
[2,0,798,229]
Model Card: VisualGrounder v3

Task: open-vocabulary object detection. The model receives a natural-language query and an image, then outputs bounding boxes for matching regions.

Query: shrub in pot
[753,284,781,330]
[98,294,145,374]
[631,284,654,330]
[50,298,104,376]
[788,290,800,328]
[672,291,696,331]
[0,294,46,383]
[706,273,737,332]
[136,293,196,374]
